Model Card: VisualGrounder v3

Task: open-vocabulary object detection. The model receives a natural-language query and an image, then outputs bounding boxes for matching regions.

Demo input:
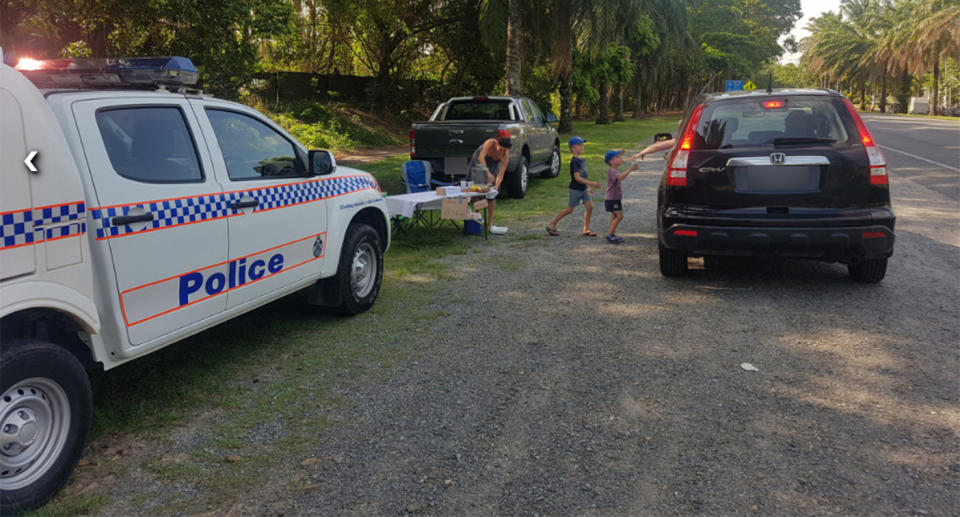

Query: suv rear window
[694,97,852,149]
[442,100,513,121]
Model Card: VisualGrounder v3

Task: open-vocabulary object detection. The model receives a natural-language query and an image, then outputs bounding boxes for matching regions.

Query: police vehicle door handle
[230,198,259,210]
[111,213,155,226]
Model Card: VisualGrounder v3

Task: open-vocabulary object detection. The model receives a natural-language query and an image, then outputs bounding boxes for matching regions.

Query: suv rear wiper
[773,137,837,145]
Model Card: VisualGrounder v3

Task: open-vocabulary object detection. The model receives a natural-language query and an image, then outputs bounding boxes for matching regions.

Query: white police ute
[0,55,390,512]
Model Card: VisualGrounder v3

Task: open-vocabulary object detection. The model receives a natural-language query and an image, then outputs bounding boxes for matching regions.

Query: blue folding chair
[401,160,450,193]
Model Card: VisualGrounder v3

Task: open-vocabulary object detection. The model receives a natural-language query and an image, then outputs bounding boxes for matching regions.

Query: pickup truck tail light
[497,129,511,144]
[409,129,416,158]
[843,97,888,185]
[666,103,704,187]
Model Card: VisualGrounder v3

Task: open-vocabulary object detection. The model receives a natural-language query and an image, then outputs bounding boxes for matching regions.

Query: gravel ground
[93,158,959,516]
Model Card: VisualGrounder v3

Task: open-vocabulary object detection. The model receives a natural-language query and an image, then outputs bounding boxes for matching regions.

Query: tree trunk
[505,0,523,96]
[559,72,574,133]
[614,83,625,121]
[880,66,888,113]
[632,69,643,118]
[597,81,610,124]
[860,79,867,111]
[931,55,940,116]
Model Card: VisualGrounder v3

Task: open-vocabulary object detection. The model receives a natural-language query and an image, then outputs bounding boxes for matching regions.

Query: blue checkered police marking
[1,208,35,249]
[91,194,234,239]
[91,175,379,240]
[0,202,86,250]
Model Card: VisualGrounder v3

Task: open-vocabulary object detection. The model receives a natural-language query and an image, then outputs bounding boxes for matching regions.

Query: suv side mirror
[545,113,558,123]
[309,150,336,176]
[654,132,673,142]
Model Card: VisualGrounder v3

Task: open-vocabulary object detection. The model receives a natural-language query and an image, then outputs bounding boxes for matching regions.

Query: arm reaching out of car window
[633,138,676,161]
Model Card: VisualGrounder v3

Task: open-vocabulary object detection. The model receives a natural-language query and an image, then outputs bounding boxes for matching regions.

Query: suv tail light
[666,103,704,187]
[409,129,416,158]
[843,98,888,185]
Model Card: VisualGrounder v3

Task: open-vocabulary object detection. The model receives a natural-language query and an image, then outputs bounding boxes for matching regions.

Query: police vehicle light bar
[15,56,198,89]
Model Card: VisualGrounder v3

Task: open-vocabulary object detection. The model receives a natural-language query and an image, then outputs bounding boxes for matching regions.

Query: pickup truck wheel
[507,156,529,198]
[658,241,688,277]
[541,148,561,178]
[0,341,92,514]
[333,223,383,316]
[848,257,887,283]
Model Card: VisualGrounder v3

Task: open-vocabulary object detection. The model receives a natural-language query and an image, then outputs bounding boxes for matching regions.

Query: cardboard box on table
[441,197,470,219]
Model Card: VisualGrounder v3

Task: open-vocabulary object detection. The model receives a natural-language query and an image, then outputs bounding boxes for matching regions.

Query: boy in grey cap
[545,136,601,236]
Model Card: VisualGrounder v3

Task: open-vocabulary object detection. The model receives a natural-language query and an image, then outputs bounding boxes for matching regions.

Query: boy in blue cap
[545,136,601,236]
[603,149,638,243]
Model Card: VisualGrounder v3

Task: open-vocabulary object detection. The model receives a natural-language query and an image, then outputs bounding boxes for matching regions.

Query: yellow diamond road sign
[744,80,757,90]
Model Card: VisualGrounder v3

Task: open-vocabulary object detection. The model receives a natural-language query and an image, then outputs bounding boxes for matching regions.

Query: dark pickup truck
[410,96,562,198]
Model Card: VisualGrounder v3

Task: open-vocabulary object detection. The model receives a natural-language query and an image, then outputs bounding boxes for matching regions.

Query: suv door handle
[111,213,154,226]
[230,198,259,210]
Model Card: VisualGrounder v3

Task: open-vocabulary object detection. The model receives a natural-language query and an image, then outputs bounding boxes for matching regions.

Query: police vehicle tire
[658,242,688,277]
[848,257,887,283]
[334,223,383,316]
[0,341,92,514]
[541,147,561,178]
[507,156,529,199]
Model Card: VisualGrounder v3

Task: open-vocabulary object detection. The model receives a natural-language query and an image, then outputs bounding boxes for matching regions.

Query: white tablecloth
[385,189,498,218]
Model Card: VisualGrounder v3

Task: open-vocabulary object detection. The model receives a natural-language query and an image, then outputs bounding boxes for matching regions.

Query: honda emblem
[770,152,786,165]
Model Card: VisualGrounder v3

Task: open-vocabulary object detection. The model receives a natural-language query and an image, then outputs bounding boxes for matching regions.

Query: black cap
[497,137,512,148]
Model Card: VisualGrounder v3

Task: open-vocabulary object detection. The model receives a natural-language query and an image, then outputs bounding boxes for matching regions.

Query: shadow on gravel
[457,229,959,516]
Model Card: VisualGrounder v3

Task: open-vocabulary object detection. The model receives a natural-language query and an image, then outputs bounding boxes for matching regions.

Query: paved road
[861,114,960,201]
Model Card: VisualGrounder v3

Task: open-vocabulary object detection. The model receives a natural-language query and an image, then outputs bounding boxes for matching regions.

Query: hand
[631,152,644,161]
[592,181,601,188]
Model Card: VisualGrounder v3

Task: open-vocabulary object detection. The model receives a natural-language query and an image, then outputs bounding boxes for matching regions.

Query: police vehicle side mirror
[654,132,673,142]
[545,113,558,123]
[309,150,336,176]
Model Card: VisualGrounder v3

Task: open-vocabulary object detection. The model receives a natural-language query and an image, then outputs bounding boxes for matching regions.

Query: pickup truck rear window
[694,97,852,149]
[442,100,513,121]
[95,107,204,183]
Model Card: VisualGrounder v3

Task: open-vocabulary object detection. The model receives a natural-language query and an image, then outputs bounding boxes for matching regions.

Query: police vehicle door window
[95,107,203,183]
[206,109,303,180]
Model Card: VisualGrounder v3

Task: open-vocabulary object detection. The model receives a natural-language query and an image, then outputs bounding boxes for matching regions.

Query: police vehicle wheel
[658,242,688,277]
[541,148,561,178]
[0,341,92,514]
[507,156,529,199]
[334,223,383,316]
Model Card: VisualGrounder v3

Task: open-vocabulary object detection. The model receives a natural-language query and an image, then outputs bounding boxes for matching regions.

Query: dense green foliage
[5,0,951,120]
[5,0,800,119]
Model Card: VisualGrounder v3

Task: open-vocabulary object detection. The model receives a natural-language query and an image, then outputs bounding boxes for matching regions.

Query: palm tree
[886,0,960,114]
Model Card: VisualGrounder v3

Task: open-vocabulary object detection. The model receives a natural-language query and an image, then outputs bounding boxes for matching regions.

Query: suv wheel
[658,242,688,277]
[1,341,92,514]
[507,156,529,198]
[333,223,383,315]
[541,148,561,178]
[848,257,887,283]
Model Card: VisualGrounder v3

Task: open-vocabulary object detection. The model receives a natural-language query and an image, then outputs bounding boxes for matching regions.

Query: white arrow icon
[24,151,39,173]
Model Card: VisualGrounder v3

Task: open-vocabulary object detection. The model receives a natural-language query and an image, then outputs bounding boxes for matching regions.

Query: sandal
[605,234,624,243]
[545,226,559,236]
[582,230,597,236]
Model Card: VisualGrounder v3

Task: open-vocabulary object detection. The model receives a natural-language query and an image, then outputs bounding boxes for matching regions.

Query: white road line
[876,144,960,173]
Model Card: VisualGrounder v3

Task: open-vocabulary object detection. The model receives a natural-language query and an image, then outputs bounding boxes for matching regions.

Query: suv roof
[700,88,841,103]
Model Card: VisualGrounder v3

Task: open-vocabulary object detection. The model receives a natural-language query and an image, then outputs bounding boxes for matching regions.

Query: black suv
[657,89,894,282]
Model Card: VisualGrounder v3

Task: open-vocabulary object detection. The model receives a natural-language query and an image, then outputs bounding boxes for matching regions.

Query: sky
[780,0,836,64]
